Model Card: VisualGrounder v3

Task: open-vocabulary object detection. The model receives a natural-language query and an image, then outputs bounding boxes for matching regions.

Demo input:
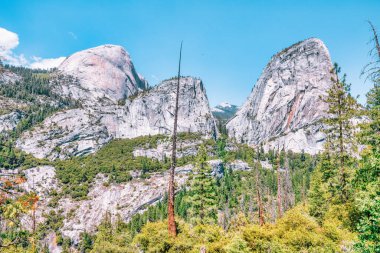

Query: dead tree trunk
[255,148,265,226]
[256,172,265,226]
[276,147,282,218]
[369,21,380,58]
[168,42,182,237]
[282,146,294,211]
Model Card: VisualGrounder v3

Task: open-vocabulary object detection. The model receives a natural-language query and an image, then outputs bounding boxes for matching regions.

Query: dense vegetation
[54,132,213,199]
[0,65,77,170]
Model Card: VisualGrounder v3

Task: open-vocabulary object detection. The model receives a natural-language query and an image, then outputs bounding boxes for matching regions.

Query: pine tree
[186,145,218,225]
[322,63,358,202]
[308,162,330,224]
[353,81,380,253]
[354,23,380,252]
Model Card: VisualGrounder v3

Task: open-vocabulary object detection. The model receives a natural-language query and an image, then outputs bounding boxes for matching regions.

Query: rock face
[16,44,217,159]
[16,46,217,160]
[0,111,23,133]
[55,45,148,105]
[0,67,21,84]
[0,95,28,134]
[227,38,333,154]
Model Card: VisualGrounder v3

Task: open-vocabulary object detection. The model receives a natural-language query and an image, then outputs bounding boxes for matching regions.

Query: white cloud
[0,27,66,69]
[0,27,19,51]
[4,53,29,66]
[30,56,66,69]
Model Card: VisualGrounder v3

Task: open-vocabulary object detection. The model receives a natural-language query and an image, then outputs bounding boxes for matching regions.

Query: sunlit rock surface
[16,44,217,159]
[227,38,333,154]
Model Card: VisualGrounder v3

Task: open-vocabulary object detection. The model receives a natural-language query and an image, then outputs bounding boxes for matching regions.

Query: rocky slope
[16,45,217,159]
[0,96,27,133]
[227,38,333,154]
[0,67,21,84]
[20,158,250,249]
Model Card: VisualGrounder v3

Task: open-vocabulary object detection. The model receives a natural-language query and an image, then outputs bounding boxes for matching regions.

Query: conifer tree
[308,162,329,224]
[186,145,217,225]
[354,81,380,252]
[322,63,358,202]
[354,22,380,252]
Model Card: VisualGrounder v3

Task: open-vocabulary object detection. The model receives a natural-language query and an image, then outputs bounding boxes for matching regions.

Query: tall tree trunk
[255,149,265,226]
[283,148,289,210]
[283,147,288,211]
[256,172,265,226]
[168,42,182,237]
[276,147,282,218]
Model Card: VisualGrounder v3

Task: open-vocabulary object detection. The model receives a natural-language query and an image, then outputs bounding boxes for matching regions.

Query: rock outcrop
[227,38,333,154]
[0,111,23,133]
[16,44,216,159]
[17,77,217,160]
[0,67,21,84]
[55,44,148,105]
[0,96,28,133]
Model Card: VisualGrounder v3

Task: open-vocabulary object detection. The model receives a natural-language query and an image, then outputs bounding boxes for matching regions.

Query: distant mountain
[211,102,239,122]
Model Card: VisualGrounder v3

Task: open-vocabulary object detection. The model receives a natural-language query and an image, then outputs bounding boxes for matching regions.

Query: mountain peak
[212,102,239,122]
[217,102,233,108]
[57,44,147,105]
[227,38,333,154]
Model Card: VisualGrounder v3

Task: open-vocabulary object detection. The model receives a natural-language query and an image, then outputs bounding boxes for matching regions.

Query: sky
[0,0,379,106]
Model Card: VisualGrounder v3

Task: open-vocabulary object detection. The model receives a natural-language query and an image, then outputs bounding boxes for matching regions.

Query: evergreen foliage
[54,133,206,199]
[185,145,218,224]
[353,80,380,252]
[320,63,359,203]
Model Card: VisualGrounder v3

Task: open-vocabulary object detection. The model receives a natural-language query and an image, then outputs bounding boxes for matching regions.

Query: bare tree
[362,21,380,82]
[168,42,183,237]
[282,146,294,211]
[255,148,265,226]
[369,21,380,58]
[276,147,282,218]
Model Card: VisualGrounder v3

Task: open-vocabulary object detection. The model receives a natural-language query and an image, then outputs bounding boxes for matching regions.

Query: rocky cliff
[16,45,217,159]
[55,44,148,105]
[227,38,333,154]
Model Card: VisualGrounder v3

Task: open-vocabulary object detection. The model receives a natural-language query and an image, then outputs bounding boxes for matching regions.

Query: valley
[0,30,379,253]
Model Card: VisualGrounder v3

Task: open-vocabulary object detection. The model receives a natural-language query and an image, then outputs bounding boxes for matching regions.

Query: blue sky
[0,0,379,106]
